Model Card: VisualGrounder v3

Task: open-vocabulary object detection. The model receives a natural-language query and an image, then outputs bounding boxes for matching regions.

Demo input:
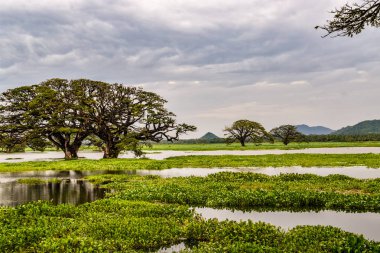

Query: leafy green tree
[85,135,104,151]
[270,125,305,145]
[316,0,380,37]
[74,79,196,158]
[0,132,26,153]
[0,89,30,153]
[26,133,50,152]
[1,78,196,159]
[1,80,96,159]
[0,79,93,159]
[224,120,271,147]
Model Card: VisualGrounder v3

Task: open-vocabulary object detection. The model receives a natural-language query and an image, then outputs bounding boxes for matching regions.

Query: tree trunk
[240,139,245,147]
[63,145,79,160]
[103,143,120,158]
[47,133,84,160]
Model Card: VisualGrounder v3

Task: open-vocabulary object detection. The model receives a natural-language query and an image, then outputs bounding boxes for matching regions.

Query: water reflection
[0,179,106,207]
[195,207,380,241]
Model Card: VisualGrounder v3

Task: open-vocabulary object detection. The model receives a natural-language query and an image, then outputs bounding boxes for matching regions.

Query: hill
[333,120,380,135]
[200,132,220,140]
[296,124,334,135]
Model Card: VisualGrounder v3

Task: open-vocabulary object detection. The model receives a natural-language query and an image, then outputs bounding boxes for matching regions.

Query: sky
[1,0,380,138]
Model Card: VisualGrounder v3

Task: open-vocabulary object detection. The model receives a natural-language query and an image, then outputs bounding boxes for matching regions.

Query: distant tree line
[0,79,195,159]
[170,133,380,145]
[304,134,380,142]
[222,120,380,146]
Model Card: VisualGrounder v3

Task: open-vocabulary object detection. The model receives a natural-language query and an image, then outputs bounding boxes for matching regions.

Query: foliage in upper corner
[317,0,380,37]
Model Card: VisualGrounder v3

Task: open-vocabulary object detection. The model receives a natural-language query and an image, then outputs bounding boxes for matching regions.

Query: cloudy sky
[1,0,380,138]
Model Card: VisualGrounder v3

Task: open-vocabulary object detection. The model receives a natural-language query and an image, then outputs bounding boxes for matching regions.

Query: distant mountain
[200,132,220,140]
[296,124,334,135]
[333,120,380,135]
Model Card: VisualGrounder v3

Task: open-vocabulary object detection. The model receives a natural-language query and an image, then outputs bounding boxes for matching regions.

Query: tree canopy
[270,125,305,145]
[224,120,271,147]
[317,0,380,37]
[0,79,196,159]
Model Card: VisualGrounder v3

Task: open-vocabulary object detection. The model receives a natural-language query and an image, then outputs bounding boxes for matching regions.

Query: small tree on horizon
[224,120,271,147]
[270,125,305,145]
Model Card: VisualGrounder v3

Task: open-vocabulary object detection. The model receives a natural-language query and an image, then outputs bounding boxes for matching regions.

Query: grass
[146,141,380,151]
[1,153,380,173]
[18,141,380,153]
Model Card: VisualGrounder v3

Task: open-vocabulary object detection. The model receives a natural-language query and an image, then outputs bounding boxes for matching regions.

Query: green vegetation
[0,200,193,252]
[305,134,380,142]
[1,173,379,251]
[2,153,380,173]
[334,120,380,135]
[17,178,63,184]
[185,220,379,252]
[0,79,195,159]
[2,154,380,250]
[89,173,380,212]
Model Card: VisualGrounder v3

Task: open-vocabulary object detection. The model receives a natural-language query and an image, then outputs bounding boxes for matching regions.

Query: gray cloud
[1,0,379,138]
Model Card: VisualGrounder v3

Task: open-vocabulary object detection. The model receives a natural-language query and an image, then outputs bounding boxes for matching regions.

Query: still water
[195,207,380,241]
[0,170,113,206]
[1,166,380,206]
[0,179,106,207]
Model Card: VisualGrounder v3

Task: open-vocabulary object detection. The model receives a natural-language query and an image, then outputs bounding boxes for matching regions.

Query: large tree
[31,79,93,159]
[270,125,305,145]
[224,120,271,147]
[316,0,380,37]
[74,79,196,158]
[1,79,94,159]
[1,79,195,159]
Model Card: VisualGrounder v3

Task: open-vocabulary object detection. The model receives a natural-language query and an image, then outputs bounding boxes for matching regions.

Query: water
[0,179,106,207]
[137,166,380,179]
[1,166,380,206]
[195,207,380,242]
[233,166,380,179]
[157,242,186,253]
[3,166,379,182]
[1,147,380,162]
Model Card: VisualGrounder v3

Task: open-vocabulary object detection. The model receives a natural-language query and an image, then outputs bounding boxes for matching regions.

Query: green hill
[333,120,380,135]
[200,132,220,140]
